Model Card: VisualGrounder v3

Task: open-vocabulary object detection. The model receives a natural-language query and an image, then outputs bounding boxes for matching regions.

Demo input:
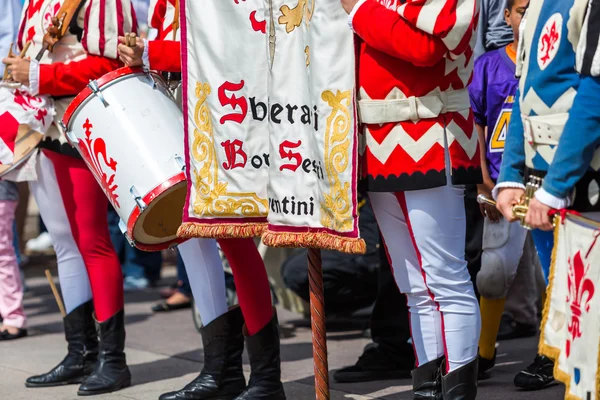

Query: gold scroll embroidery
[320,90,353,232]
[279,0,315,33]
[191,82,268,217]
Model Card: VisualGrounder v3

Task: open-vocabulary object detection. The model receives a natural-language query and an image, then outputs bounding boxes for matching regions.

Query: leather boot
[234,310,286,399]
[441,358,478,400]
[77,310,131,396]
[26,301,98,387]
[412,357,443,400]
[159,307,246,400]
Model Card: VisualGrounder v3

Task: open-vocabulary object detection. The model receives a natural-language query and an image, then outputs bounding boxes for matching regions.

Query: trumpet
[477,175,544,230]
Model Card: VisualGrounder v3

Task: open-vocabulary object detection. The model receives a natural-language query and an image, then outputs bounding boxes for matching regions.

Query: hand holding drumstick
[118,32,145,67]
[2,42,32,84]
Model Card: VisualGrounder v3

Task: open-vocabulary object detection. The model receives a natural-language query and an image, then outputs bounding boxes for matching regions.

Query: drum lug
[88,80,110,107]
[118,219,136,247]
[174,154,185,171]
[130,185,147,211]
[59,120,78,146]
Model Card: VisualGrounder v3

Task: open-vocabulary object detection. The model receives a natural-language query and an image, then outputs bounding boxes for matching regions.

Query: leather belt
[522,113,568,146]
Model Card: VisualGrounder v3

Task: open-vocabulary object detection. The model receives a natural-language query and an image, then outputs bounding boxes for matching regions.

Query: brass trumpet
[477,175,544,230]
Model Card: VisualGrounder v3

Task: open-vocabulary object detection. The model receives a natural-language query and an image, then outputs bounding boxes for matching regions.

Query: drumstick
[2,43,15,81]
[45,269,67,318]
[2,41,32,82]
[127,32,137,48]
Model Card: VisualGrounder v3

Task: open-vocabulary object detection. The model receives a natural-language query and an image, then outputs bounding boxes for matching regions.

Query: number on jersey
[489,109,512,153]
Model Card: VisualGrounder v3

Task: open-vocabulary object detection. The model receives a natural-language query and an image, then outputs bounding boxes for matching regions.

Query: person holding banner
[3,0,136,395]
[494,0,600,392]
[341,0,481,398]
[117,2,286,399]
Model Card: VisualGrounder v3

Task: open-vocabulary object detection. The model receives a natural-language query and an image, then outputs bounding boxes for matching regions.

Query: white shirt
[0,0,23,75]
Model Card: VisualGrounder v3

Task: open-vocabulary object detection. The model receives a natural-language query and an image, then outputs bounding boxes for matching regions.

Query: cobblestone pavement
[1,267,565,400]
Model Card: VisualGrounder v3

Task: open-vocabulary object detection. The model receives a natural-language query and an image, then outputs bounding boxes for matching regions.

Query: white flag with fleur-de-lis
[540,213,600,400]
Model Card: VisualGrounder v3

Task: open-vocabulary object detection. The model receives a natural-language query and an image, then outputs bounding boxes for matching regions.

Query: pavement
[1,265,567,400]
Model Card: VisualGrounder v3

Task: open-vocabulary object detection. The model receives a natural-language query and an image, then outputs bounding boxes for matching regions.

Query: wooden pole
[308,248,330,400]
[45,269,67,318]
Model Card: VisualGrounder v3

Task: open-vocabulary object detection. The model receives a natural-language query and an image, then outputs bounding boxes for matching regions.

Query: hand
[341,0,360,14]
[496,187,525,222]
[525,197,554,231]
[477,182,502,223]
[2,56,30,86]
[117,36,145,67]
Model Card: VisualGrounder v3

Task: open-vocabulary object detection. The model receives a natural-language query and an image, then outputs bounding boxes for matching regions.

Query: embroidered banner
[540,213,600,400]
[179,0,365,253]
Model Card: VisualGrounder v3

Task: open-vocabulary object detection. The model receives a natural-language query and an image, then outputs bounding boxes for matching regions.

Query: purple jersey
[469,47,518,181]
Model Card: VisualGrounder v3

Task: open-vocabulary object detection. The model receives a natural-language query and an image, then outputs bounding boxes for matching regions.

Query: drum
[61,67,187,251]
[0,85,53,177]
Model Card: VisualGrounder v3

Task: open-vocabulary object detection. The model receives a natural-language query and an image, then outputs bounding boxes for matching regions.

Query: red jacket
[18,0,135,97]
[352,0,481,191]
[147,0,181,72]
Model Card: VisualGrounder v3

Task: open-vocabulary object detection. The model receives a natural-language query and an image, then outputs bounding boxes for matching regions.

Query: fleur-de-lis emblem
[566,251,595,357]
[78,118,120,208]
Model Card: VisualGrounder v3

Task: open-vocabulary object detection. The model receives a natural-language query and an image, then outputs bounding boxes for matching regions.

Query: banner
[540,212,600,400]
[179,0,365,253]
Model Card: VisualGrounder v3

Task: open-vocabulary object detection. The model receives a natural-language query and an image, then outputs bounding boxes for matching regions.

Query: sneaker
[497,314,537,341]
[25,232,54,254]
[514,354,556,390]
[333,342,414,383]
[478,350,496,381]
[123,276,149,291]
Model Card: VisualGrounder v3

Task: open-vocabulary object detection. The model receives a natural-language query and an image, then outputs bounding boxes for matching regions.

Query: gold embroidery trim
[191,82,268,218]
[279,0,315,33]
[320,89,353,233]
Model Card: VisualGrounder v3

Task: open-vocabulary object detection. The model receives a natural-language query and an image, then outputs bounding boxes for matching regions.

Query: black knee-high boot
[159,307,246,400]
[234,310,285,400]
[77,309,131,396]
[412,357,443,400]
[26,300,98,387]
[441,358,478,400]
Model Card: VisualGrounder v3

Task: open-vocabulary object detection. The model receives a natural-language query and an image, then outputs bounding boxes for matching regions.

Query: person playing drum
[3,0,136,395]
[117,1,286,398]
[494,0,600,390]
[340,0,481,398]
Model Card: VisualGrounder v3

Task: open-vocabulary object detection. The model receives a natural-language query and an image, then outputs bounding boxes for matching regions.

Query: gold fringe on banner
[538,215,588,400]
[262,231,366,255]
[177,222,267,239]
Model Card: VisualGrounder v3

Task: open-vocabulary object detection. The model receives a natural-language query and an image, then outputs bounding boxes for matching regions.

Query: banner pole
[308,248,330,400]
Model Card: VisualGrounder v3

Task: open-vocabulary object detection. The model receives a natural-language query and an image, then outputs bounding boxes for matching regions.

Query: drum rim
[61,66,166,130]
[126,171,187,251]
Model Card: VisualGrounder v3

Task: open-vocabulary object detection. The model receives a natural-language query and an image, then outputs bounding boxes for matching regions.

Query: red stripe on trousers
[43,150,123,322]
[217,238,273,336]
[395,192,450,373]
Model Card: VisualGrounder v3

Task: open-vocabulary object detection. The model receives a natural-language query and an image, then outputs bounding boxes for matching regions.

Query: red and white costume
[17,0,135,322]
[350,0,481,372]
[143,0,273,335]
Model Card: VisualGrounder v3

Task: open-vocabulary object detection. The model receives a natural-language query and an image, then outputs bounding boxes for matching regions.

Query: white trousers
[370,184,481,372]
[29,152,93,314]
[177,238,228,326]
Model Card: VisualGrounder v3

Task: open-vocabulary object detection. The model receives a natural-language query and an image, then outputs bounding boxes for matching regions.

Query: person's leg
[370,186,480,398]
[176,251,193,297]
[29,152,92,313]
[219,238,285,399]
[26,152,97,388]
[177,238,227,325]
[219,238,273,336]
[45,151,130,395]
[159,238,245,400]
[0,200,27,336]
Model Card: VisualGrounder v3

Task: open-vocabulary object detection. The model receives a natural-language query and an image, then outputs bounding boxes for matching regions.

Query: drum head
[0,124,43,177]
[131,180,187,247]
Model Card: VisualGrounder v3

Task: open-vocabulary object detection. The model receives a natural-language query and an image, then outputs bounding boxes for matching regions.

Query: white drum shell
[65,71,185,245]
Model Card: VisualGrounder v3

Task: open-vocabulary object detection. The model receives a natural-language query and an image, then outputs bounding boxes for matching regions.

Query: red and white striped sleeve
[81,0,137,59]
[37,0,136,96]
[350,0,478,62]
